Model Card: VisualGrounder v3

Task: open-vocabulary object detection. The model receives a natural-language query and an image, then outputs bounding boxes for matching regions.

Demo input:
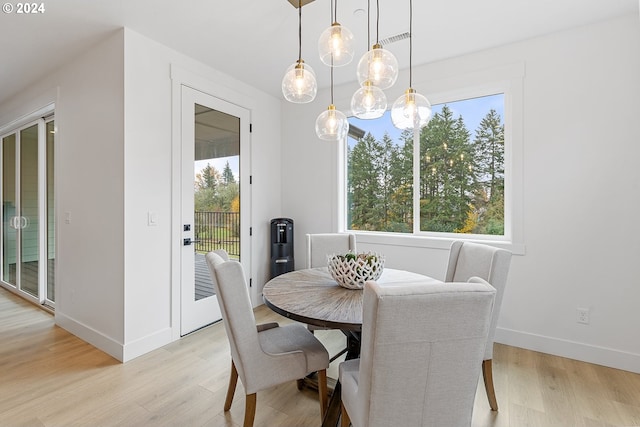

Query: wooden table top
[263,267,442,331]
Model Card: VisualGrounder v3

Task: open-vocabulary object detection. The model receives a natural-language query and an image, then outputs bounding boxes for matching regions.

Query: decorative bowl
[327,252,385,290]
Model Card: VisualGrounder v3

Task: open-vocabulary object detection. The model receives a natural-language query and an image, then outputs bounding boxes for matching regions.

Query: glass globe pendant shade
[282,60,317,103]
[391,88,432,130]
[351,80,387,119]
[356,44,399,89]
[319,23,355,67]
[316,105,349,141]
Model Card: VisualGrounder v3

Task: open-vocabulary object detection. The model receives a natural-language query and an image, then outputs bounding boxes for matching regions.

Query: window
[346,89,519,246]
[342,63,524,252]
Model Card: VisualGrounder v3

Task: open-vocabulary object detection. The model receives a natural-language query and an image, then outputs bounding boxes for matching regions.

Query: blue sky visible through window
[348,93,504,146]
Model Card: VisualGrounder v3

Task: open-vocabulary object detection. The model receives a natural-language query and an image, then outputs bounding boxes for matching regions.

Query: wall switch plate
[148,211,158,226]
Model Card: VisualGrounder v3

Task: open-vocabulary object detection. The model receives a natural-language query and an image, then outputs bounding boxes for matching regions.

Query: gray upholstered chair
[339,278,496,427]
[445,240,512,411]
[211,248,230,261]
[306,233,357,268]
[205,252,330,427]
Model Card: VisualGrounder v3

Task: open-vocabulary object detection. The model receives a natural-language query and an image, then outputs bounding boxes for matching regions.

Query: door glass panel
[20,124,39,297]
[193,103,240,300]
[46,121,55,302]
[2,134,16,286]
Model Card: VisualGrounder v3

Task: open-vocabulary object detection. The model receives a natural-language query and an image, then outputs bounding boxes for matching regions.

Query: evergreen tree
[199,163,217,189]
[222,161,236,185]
[376,133,395,230]
[474,109,504,202]
[194,163,220,211]
[419,105,475,232]
[473,109,504,234]
[388,130,413,232]
[348,133,382,230]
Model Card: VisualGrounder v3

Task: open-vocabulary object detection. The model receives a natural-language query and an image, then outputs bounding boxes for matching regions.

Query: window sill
[350,231,525,255]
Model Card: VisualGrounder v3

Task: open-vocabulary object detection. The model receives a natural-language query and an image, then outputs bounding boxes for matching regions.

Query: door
[180,86,251,335]
[1,116,54,306]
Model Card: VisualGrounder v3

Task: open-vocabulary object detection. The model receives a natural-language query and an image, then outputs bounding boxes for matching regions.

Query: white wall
[0,30,127,357]
[281,14,640,373]
[0,28,283,362]
[121,29,283,360]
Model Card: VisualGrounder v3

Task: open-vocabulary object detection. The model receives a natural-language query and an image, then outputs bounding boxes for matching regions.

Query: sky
[348,92,504,147]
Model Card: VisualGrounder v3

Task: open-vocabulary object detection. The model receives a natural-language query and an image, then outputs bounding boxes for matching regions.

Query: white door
[180,86,251,335]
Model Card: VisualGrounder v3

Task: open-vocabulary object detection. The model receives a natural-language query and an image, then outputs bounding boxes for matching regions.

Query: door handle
[10,216,20,229]
[20,216,28,229]
[183,238,201,246]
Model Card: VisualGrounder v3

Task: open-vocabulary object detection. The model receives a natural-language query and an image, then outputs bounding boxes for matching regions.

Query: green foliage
[222,161,236,185]
[347,130,415,233]
[347,105,505,236]
[194,162,239,213]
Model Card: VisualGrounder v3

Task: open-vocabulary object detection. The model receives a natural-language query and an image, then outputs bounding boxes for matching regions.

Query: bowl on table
[327,252,385,290]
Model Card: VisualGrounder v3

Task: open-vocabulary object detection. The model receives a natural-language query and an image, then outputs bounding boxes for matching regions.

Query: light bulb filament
[327,109,337,132]
[330,25,343,58]
[403,92,417,120]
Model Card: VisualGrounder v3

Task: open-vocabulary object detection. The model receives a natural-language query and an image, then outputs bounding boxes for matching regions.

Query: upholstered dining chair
[205,252,330,427]
[339,278,497,427]
[445,240,512,411]
[306,233,357,268]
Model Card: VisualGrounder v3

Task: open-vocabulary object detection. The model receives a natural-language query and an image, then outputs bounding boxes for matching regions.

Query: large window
[346,92,507,239]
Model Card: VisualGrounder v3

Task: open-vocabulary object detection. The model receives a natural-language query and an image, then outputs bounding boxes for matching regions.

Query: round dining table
[262,266,442,331]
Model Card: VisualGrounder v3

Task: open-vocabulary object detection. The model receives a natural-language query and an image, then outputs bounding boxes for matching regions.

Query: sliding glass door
[1,117,54,307]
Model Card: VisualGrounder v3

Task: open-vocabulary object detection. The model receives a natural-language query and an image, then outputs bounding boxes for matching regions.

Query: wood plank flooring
[1,287,639,427]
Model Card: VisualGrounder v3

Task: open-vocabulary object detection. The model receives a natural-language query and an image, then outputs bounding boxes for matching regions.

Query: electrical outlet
[577,307,590,324]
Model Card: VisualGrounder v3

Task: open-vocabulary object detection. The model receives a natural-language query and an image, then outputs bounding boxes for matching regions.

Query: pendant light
[351,0,386,119]
[391,0,431,129]
[318,0,354,67]
[282,0,317,103]
[356,0,398,90]
[316,56,349,141]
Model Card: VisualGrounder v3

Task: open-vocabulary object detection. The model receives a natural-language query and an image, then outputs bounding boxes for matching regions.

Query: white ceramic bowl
[327,252,385,290]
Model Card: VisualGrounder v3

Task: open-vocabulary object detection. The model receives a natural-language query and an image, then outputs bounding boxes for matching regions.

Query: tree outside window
[346,93,505,236]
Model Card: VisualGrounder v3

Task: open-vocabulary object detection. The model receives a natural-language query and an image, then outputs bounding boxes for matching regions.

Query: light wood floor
[1,288,639,427]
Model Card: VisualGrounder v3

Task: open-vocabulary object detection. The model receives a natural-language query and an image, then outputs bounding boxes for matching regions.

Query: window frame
[339,62,525,254]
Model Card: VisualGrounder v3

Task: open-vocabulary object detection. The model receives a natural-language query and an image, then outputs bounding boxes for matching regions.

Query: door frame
[0,104,55,307]
[170,66,252,340]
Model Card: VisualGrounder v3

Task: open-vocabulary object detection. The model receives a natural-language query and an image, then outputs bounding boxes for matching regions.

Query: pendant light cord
[333,0,336,23]
[375,0,380,44]
[409,0,413,87]
[367,0,370,50]
[330,0,335,103]
[331,59,334,103]
[297,0,302,61]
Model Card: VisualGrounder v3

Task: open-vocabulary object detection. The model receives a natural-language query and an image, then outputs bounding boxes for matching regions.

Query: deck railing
[194,211,240,257]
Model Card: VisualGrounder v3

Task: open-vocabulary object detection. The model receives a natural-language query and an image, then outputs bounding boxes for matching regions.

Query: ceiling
[0,0,637,106]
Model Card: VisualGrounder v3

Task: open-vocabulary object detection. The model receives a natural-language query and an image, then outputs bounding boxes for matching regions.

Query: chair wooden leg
[224,361,239,411]
[317,369,328,417]
[482,359,499,411]
[244,393,257,427]
[341,402,351,427]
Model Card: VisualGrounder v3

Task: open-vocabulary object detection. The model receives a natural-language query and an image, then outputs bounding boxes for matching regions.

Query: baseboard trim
[55,312,124,362]
[55,313,175,363]
[122,327,173,362]
[495,327,640,374]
